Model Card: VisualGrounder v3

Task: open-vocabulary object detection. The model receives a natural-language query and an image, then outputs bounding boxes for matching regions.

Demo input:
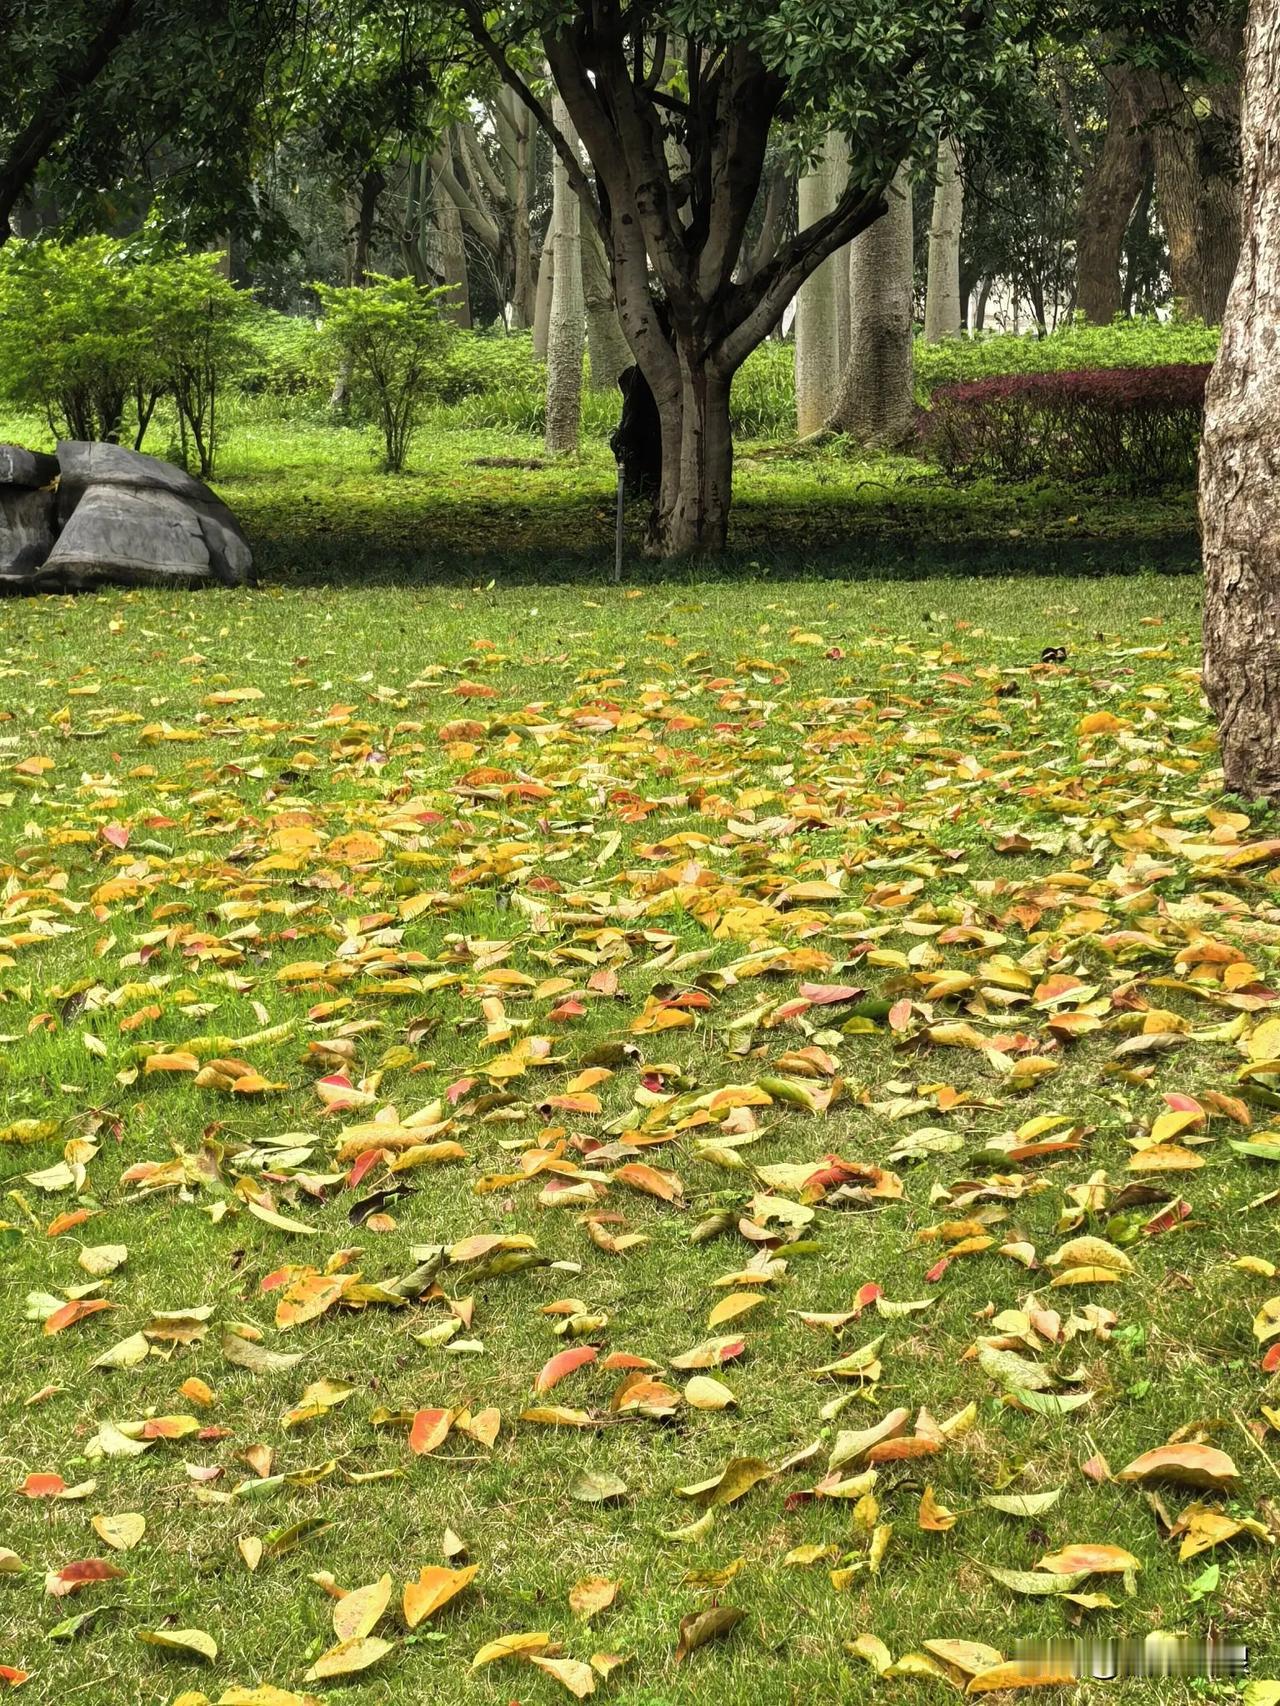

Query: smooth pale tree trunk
[924,137,963,341]
[794,132,848,435]
[433,178,471,328]
[741,161,792,278]
[511,104,535,328]
[545,95,584,453]
[532,223,555,357]
[827,167,915,447]
[834,233,852,375]
[581,221,630,390]
[1076,65,1150,323]
[1201,0,1280,797]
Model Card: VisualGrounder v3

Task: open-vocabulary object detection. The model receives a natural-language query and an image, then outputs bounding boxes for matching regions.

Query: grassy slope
[1,574,1277,1706]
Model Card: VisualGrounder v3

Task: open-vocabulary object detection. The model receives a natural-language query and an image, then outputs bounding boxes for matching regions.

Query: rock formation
[0,441,251,590]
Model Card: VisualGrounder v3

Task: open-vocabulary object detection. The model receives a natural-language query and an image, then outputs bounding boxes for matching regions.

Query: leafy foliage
[135,251,257,477]
[913,316,1219,394]
[238,308,328,400]
[0,237,156,444]
[923,363,1210,487]
[0,237,254,468]
[314,273,454,472]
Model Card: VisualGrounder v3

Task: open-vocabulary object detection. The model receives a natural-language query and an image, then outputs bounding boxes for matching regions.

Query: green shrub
[314,274,454,472]
[435,318,1219,446]
[913,317,1219,398]
[137,252,256,477]
[438,331,798,441]
[922,364,1210,489]
[0,236,160,445]
[239,310,327,401]
[0,237,258,472]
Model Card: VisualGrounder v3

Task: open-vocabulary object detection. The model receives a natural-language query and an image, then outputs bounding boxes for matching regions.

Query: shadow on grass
[253,527,1202,590]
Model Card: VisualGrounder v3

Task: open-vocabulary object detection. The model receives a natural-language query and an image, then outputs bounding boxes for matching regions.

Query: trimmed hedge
[913,317,1218,397]
[921,363,1211,488]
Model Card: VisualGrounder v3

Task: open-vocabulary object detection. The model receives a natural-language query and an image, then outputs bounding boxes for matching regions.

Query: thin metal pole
[613,462,625,585]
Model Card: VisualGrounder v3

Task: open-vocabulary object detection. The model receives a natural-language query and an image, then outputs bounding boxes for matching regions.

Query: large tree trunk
[1076,65,1150,324]
[581,221,630,390]
[924,137,964,341]
[545,95,584,453]
[1152,124,1240,323]
[834,231,852,377]
[464,10,899,556]
[742,161,793,278]
[794,132,848,435]
[827,167,915,447]
[653,358,734,555]
[1201,0,1280,798]
[1147,22,1243,323]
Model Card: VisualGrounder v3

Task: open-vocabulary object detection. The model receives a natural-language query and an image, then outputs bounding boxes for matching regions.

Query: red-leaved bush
[921,363,1211,488]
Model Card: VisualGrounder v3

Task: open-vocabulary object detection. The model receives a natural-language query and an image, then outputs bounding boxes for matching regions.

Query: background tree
[1074,54,1152,322]
[1200,0,1279,796]
[827,167,915,444]
[1141,14,1243,321]
[544,93,584,453]
[924,138,965,339]
[795,133,848,435]
[461,0,1042,555]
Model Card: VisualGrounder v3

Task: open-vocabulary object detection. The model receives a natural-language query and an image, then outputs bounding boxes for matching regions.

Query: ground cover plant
[1,574,1278,1704]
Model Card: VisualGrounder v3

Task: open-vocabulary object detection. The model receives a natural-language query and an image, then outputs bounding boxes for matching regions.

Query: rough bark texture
[581,221,631,391]
[544,95,584,454]
[924,136,964,341]
[1076,64,1150,324]
[795,133,848,435]
[1144,22,1243,324]
[1152,114,1240,324]
[1201,0,1280,798]
[827,167,915,447]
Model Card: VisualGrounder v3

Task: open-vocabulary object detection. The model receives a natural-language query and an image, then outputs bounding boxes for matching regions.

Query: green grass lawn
[0,401,1201,587]
[1,572,1278,1705]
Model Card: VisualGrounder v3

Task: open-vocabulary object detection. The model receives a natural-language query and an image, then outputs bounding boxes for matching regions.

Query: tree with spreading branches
[456,0,1042,555]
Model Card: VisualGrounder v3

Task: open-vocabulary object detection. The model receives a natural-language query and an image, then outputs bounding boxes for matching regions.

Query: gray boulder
[0,440,251,590]
[0,486,58,583]
[0,445,60,488]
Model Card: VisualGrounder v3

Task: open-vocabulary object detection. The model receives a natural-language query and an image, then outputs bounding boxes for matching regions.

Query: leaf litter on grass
[1,581,1279,1697]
